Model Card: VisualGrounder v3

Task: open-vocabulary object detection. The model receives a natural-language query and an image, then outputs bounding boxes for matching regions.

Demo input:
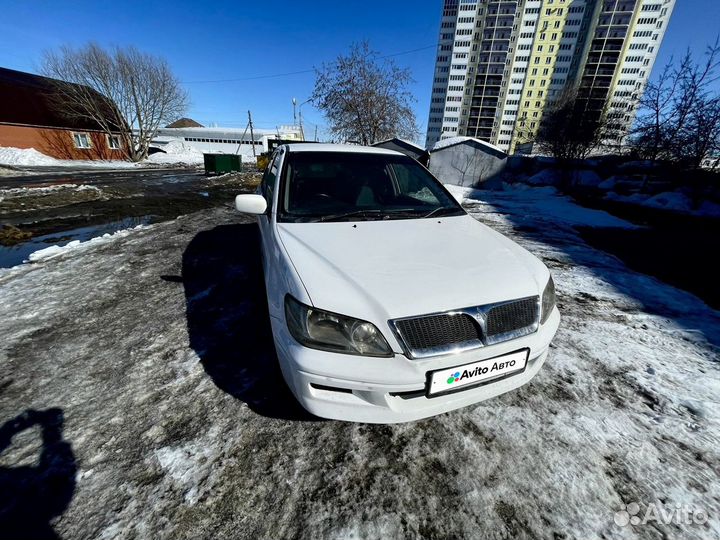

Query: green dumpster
[204,153,242,175]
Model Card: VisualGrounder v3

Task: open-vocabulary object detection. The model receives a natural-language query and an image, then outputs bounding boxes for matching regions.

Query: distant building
[426,0,676,153]
[0,67,126,160]
[150,125,304,163]
[428,136,507,187]
[372,138,430,166]
[165,117,204,128]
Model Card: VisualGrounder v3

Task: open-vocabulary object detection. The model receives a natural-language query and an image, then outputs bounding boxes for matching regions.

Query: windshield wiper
[315,209,387,222]
[420,206,461,219]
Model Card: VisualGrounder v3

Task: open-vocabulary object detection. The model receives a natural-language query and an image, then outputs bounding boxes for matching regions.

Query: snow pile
[698,200,720,218]
[641,191,694,212]
[572,169,603,187]
[26,225,146,263]
[0,147,59,166]
[605,192,650,205]
[0,143,204,169]
[446,183,636,229]
[147,140,213,166]
[526,169,561,186]
[598,176,619,190]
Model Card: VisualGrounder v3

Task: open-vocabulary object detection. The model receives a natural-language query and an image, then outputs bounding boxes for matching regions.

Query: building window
[73,133,91,149]
[107,135,121,150]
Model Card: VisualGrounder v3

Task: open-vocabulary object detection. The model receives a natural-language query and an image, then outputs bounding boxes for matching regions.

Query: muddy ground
[0,168,260,268]
[0,168,261,241]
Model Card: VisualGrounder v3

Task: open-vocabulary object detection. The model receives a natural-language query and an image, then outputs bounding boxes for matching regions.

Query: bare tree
[42,43,189,161]
[631,38,720,169]
[311,42,418,145]
[522,88,607,161]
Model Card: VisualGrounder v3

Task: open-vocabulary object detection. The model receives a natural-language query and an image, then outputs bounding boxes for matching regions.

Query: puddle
[0,216,153,269]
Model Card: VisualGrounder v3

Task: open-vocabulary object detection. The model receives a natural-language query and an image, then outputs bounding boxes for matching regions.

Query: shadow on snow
[0,408,76,540]
[178,221,316,421]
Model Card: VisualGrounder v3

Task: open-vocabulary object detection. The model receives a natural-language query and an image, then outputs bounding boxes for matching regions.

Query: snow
[446,183,636,229]
[26,225,146,263]
[0,199,718,538]
[641,191,694,212]
[145,140,204,166]
[0,183,100,200]
[598,177,619,190]
[573,169,603,187]
[698,200,720,218]
[0,145,203,169]
[605,191,651,205]
[606,190,720,217]
[526,168,561,186]
[525,169,603,188]
[0,146,58,166]
[431,135,505,154]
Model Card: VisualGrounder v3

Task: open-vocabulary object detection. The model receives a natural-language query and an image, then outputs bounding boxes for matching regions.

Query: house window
[107,135,121,150]
[73,132,91,149]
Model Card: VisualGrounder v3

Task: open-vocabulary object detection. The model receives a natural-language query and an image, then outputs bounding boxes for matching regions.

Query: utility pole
[292,98,297,126]
[314,125,318,142]
[248,110,256,158]
[299,109,305,141]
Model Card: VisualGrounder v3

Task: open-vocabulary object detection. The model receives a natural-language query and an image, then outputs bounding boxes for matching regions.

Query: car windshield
[279,151,465,222]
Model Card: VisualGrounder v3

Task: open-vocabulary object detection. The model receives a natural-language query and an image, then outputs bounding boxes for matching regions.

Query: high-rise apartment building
[426,0,676,153]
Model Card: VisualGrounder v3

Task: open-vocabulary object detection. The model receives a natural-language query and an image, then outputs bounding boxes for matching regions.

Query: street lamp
[298,99,312,141]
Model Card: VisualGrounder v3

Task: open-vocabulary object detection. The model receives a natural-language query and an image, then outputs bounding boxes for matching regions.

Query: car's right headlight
[541,275,556,324]
[284,295,393,357]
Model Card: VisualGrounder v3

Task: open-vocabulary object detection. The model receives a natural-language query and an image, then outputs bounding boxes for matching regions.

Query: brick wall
[0,123,126,160]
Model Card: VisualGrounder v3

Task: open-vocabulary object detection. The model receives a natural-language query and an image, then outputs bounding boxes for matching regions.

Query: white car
[235,144,560,423]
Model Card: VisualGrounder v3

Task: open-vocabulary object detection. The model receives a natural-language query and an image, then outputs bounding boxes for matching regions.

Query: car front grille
[486,297,539,338]
[394,313,480,352]
[391,296,540,358]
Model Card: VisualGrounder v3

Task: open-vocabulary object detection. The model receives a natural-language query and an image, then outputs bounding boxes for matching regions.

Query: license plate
[427,349,529,397]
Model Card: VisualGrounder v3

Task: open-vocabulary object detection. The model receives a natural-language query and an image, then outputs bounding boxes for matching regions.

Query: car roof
[282,143,404,156]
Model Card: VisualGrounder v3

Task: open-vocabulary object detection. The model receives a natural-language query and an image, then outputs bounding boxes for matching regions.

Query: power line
[180,44,437,85]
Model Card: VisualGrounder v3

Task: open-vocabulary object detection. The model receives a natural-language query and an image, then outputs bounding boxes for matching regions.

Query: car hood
[277,214,548,323]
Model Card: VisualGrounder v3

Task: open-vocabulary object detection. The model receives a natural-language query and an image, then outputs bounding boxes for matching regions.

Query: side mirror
[235,194,268,215]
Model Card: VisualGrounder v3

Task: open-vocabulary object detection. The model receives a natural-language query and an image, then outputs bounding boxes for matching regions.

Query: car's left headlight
[541,275,556,324]
[284,295,393,357]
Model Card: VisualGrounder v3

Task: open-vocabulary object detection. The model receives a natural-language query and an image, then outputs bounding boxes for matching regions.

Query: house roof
[0,67,119,132]
[373,137,428,153]
[431,136,507,158]
[166,117,204,128]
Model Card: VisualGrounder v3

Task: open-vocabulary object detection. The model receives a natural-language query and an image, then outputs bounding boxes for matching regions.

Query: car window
[391,162,443,205]
[261,153,280,207]
[279,152,464,222]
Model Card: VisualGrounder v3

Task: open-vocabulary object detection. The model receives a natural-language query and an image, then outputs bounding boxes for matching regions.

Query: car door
[257,149,286,318]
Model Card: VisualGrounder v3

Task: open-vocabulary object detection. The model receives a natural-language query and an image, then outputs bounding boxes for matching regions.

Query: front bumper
[270,307,560,423]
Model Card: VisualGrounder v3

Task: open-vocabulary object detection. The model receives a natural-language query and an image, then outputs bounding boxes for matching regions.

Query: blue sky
[0,0,717,141]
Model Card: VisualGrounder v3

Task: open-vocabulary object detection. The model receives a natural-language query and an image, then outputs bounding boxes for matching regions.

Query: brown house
[0,67,127,160]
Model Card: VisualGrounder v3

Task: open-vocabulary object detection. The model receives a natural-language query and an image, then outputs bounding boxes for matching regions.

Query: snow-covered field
[0,188,718,539]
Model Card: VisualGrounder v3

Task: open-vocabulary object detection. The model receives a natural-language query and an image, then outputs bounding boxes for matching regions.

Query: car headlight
[284,295,393,357]
[541,275,556,324]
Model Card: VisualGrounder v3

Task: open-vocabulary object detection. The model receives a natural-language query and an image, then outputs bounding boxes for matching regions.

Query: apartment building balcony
[587,54,620,64]
[585,66,619,76]
[474,79,503,88]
